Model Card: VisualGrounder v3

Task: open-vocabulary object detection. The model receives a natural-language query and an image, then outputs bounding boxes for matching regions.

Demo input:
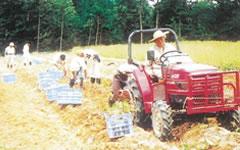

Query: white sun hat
[149,30,169,42]
[117,63,137,74]
[9,42,15,46]
[83,48,97,56]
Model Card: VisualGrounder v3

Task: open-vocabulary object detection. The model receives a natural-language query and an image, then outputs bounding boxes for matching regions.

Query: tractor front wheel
[151,100,173,140]
[128,78,146,126]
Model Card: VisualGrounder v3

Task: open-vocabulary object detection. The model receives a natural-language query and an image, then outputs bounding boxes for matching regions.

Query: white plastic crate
[104,113,133,139]
[2,73,16,84]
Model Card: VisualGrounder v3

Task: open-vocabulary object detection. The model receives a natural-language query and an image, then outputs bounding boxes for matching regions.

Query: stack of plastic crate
[38,69,83,105]
[46,69,64,81]
[38,72,57,90]
[2,73,17,84]
[105,113,133,139]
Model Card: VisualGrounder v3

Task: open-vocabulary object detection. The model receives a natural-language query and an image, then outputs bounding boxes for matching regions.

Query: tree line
[0,0,239,53]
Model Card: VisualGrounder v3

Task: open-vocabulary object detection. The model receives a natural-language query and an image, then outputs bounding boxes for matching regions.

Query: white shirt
[5,46,15,55]
[145,43,176,78]
[23,44,30,57]
[148,43,176,63]
[69,57,87,72]
[90,60,102,78]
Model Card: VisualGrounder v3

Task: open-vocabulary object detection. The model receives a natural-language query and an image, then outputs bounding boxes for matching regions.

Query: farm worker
[54,53,67,76]
[4,42,16,69]
[22,43,32,66]
[69,52,87,88]
[89,54,102,84]
[109,63,137,106]
[83,48,97,65]
[146,30,176,80]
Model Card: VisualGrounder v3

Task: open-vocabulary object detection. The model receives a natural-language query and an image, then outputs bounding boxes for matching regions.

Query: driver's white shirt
[148,43,176,63]
[146,43,176,78]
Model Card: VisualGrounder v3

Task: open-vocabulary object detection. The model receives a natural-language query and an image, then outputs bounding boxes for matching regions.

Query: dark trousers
[90,77,101,84]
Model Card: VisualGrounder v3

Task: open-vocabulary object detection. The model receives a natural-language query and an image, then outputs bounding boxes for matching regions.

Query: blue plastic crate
[2,73,16,84]
[38,79,57,90]
[47,69,64,80]
[38,70,63,82]
[32,58,43,65]
[56,89,83,104]
[45,84,70,101]
[45,84,69,91]
[38,72,55,81]
[105,113,133,139]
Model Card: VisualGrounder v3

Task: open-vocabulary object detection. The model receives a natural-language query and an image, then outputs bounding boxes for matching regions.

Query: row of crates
[38,69,133,139]
[38,69,83,105]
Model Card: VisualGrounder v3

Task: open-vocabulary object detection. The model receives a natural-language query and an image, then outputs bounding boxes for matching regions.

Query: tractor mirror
[147,50,154,61]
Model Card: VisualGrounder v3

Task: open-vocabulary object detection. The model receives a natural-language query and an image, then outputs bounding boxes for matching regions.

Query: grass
[71,41,240,70]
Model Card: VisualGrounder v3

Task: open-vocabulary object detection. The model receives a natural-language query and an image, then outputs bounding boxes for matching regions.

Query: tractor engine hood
[167,63,218,79]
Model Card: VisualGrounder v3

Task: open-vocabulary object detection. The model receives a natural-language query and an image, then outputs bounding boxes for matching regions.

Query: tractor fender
[132,66,154,113]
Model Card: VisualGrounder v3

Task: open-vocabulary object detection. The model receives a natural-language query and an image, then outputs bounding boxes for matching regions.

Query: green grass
[71,41,240,70]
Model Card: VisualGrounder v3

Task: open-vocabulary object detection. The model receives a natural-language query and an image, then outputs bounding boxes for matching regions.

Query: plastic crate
[31,57,43,65]
[38,70,63,81]
[2,73,16,84]
[104,113,133,139]
[38,79,57,90]
[56,89,83,104]
[45,84,70,101]
[47,69,64,80]
[38,72,55,81]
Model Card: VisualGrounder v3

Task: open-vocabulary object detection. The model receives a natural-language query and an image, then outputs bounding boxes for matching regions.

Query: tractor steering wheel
[159,50,183,65]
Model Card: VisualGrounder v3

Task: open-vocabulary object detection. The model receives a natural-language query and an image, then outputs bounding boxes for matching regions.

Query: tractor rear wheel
[151,100,173,140]
[217,110,240,131]
[128,78,146,125]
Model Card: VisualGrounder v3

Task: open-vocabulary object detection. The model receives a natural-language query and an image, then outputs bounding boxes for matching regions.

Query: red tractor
[126,28,240,140]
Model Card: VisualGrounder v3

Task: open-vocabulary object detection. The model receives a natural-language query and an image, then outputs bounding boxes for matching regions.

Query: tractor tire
[128,78,146,126]
[151,100,173,141]
[217,110,240,131]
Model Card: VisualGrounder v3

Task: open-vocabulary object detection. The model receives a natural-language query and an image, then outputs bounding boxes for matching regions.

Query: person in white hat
[89,54,102,85]
[22,43,32,66]
[4,42,16,69]
[53,53,68,76]
[146,30,176,79]
[69,52,87,88]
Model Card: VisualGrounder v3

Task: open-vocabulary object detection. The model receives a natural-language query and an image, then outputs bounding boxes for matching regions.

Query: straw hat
[149,30,169,42]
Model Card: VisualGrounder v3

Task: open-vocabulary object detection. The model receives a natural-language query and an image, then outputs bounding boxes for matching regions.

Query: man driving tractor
[146,30,176,80]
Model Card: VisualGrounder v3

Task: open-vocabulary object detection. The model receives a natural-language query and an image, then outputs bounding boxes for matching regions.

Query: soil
[0,53,240,150]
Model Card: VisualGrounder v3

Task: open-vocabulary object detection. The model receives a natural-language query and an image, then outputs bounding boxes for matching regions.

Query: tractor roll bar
[128,28,181,63]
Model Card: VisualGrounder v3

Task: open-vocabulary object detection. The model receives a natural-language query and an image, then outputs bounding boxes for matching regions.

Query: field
[1,41,240,150]
[72,41,240,70]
